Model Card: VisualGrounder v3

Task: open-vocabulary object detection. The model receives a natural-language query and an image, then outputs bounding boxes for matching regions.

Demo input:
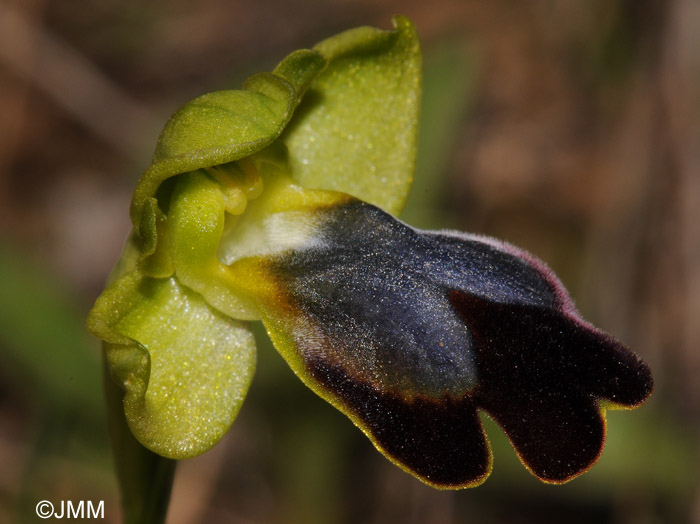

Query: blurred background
[1,0,699,522]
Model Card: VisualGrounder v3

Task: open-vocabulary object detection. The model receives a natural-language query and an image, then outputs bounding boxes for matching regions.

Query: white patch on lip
[263,211,327,252]
[218,209,326,265]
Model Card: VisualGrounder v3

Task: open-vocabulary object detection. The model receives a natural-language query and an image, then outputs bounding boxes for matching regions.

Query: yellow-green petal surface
[282,16,421,216]
[90,272,255,459]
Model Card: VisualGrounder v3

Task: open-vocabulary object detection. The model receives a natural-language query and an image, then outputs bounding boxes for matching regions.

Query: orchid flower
[87,16,653,491]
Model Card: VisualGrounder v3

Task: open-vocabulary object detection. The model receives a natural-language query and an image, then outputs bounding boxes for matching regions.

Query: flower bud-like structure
[87,17,652,490]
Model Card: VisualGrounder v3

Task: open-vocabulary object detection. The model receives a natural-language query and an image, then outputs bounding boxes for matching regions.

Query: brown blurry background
[1,0,699,522]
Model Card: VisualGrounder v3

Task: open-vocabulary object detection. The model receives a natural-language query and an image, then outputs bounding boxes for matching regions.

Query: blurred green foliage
[0,245,101,414]
[0,243,116,522]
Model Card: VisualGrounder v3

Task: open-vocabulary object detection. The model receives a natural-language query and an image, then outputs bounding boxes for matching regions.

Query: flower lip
[306,355,493,488]
[245,198,653,487]
[451,288,653,482]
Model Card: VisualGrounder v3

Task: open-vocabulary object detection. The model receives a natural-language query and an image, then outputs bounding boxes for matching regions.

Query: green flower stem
[104,360,175,524]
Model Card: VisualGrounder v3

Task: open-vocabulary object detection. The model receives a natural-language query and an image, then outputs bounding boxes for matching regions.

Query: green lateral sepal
[88,271,256,458]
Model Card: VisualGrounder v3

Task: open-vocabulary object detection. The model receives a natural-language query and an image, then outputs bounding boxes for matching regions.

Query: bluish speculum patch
[227,197,652,487]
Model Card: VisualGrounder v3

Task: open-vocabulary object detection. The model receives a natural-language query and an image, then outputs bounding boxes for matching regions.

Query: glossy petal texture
[91,272,255,459]
[235,199,653,488]
[130,49,326,228]
[282,15,421,216]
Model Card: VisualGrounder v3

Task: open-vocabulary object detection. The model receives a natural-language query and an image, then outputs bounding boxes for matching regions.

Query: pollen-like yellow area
[226,256,283,308]
[216,158,350,266]
[239,157,264,199]
[223,188,247,215]
[166,155,348,325]
[206,161,266,216]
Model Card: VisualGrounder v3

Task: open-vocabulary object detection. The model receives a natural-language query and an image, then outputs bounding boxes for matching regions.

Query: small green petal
[130,50,326,228]
[90,272,256,459]
[281,15,421,216]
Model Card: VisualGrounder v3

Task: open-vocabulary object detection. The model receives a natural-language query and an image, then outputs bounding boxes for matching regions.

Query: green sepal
[281,15,421,216]
[87,272,256,459]
[130,49,327,227]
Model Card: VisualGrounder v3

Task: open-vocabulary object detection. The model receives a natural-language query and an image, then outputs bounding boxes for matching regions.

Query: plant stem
[104,359,176,524]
